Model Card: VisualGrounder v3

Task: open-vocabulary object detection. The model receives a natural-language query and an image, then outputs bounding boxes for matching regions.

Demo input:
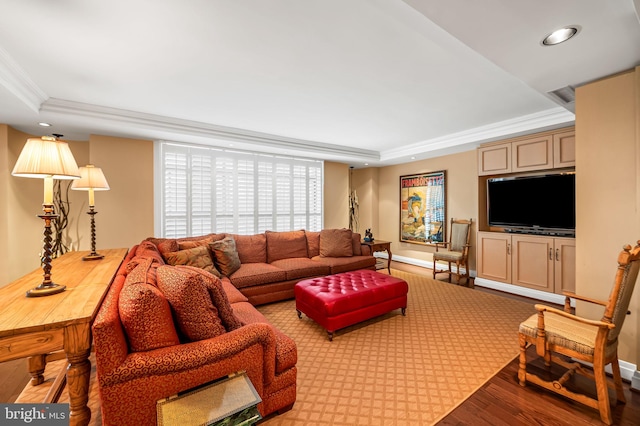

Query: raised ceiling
[1,0,639,166]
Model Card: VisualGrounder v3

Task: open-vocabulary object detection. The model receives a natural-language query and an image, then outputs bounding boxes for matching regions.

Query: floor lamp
[71,165,110,260]
[11,135,80,297]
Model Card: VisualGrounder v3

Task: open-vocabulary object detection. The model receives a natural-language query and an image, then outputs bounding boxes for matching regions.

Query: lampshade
[71,165,110,191]
[11,136,80,179]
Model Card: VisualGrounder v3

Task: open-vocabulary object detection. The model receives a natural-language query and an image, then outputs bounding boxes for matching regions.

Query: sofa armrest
[361,244,372,256]
[97,322,277,387]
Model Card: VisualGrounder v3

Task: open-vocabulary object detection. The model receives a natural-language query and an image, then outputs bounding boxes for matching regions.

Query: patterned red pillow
[174,266,243,331]
[319,228,354,257]
[118,260,180,352]
[156,265,227,341]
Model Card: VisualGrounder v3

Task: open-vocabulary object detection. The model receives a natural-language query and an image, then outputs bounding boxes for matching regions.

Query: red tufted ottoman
[294,269,408,341]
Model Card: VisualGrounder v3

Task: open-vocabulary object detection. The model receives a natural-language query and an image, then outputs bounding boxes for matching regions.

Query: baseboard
[382,253,474,276]
[387,253,640,385]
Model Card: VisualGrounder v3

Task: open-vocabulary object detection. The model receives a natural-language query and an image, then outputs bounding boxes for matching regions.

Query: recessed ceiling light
[364,163,369,166]
[38,122,52,127]
[411,156,416,160]
[542,26,580,46]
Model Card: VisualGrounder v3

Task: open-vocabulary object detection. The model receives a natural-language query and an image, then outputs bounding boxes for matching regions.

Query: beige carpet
[17,270,535,426]
[258,270,535,425]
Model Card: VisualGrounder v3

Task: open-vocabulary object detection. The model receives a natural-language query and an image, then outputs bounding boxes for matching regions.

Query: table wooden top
[0,248,128,338]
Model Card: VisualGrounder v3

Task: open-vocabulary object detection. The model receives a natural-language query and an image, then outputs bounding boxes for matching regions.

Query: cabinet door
[554,238,576,294]
[511,235,554,291]
[478,144,511,176]
[553,130,576,168]
[477,232,511,282]
[512,136,553,172]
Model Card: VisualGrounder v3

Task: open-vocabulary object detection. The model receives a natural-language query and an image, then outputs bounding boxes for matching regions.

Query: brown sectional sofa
[150,228,377,305]
[93,228,375,425]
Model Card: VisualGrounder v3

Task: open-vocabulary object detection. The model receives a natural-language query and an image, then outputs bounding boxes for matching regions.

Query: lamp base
[82,253,104,261]
[26,283,66,297]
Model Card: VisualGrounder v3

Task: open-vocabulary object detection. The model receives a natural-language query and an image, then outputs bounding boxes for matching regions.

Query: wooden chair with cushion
[432,218,472,287]
[518,241,640,425]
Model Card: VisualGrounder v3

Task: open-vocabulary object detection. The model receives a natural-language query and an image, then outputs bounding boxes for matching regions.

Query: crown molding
[0,46,47,113]
[40,98,381,161]
[380,107,575,162]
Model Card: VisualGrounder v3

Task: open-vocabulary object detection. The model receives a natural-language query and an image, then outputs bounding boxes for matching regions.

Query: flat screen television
[487,172,575,236]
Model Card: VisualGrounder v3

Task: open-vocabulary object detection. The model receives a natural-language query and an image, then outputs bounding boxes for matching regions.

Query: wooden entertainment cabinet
[476,127,576,297]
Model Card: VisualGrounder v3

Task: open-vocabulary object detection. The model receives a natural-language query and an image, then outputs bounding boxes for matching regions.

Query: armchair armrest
[562,291,607,313]
[98,322,278,387]
[534,304,615,330]
[433,242,449,251]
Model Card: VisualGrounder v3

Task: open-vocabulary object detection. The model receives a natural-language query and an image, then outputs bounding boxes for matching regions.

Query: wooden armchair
[518,241,640,425]
[432,218,472,287]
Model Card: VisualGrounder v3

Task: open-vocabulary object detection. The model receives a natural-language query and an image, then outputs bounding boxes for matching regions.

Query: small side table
[361,240,392,273]
[157,371,262,426]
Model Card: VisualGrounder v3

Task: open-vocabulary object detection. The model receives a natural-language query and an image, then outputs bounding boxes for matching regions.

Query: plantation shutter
[159,142,323,237]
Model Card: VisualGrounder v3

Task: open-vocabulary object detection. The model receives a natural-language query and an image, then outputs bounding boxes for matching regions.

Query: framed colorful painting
[400,171,446,245]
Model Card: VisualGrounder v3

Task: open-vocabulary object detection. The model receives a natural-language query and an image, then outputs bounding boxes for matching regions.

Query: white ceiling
[1,0,639,166]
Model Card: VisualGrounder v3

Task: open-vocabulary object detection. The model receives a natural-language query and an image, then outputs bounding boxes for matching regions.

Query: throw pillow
[319,228,354,257]
[146,238,179,257]
[177,233,225,250]
[209,237,241,277]
[174,266,243,331]
[230,233,267,263]
[265,230,308,262]
[119,260,180,351]
[156,265,227,341]
[163,245,221,278]
[126,241,165,273]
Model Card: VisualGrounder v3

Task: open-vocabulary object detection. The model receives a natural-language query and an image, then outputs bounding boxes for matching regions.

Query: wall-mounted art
[400,170,446,245]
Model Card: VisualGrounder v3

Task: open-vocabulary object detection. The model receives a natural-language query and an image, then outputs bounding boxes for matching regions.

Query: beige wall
[353,150,478,270]
[351,167,379,235]
[575,67,640,366]
[324,161,350,229]
[86,135,155,251]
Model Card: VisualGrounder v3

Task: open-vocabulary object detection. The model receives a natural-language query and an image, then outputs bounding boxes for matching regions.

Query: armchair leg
[448,261,452,282]
[593,359,613,425]
[611,357,626,404]
[518,333,527,386]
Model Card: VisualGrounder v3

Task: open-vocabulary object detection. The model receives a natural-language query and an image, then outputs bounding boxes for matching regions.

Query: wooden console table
[0,248,127,426]
[361,240,392,273]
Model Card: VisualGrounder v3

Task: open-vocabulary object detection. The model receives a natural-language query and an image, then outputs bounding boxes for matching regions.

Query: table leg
[386,247,392,274]
[64,323,92,426]
[28,354,46,385]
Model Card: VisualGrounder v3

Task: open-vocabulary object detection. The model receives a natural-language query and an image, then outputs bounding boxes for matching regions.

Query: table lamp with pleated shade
[11,135,80,297]
[71,165,110,260]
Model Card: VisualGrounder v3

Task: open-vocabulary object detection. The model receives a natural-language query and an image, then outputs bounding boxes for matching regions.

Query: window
[156,141,323,238]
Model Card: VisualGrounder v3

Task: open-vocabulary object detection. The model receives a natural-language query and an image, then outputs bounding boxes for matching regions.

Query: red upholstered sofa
[93,229,374,425]
[149,229,377,305]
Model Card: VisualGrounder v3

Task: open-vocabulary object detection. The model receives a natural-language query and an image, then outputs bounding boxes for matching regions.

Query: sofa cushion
[229,263,287,289]
[145,237,179,256]
[221,277,249,303]
[163,245,221,278]
[231,233,267,263]
[305,231,321,258]
[118,260,180,352]
[312,255,377,274]
[126,240,165,272]
[270,257,331,280]
[352,233,362,256]
[174,266,242,331]
[209,237,242,277]
[232,301,297,374]
[177,234,225,250]
[320,228,353,257]
[156,265,227,341]
[266,230,308,263]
